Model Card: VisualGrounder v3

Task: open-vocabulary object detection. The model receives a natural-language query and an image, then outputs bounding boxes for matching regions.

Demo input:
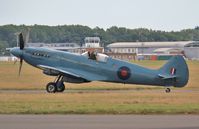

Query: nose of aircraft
[10,47,23,58]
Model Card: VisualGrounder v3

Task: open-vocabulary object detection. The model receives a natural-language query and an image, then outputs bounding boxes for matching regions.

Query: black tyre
[56,81,65,92]
[165,88,171,93]
[46,82,57,93]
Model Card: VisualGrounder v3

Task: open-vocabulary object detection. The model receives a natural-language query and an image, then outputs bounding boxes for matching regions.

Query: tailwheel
[165,88,171,93]
[46,82,57,93]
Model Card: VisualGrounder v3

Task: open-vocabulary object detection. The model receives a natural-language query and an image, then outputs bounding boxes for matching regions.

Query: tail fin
[158,56,189,87]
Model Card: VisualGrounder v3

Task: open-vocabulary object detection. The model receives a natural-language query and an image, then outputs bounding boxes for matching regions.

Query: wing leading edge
[37,65,107,81]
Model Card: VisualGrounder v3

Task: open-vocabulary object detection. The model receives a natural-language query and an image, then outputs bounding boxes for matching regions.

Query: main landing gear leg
[46,75,65,93]
[165,87,171,93]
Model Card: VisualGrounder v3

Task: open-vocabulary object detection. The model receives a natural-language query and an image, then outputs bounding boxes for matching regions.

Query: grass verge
[0,92,198,114]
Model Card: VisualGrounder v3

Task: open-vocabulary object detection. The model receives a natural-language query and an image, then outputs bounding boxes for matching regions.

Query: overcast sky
[0,0,198,31]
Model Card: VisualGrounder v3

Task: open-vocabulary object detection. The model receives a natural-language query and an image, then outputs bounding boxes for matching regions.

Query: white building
[184,42,199,60]
[106,41,199,60]
[107,41,192,54]
[26,43,80,53]
[0,56,17,61]
[84,37,100,48]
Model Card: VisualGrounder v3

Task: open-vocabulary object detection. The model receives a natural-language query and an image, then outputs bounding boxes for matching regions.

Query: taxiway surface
[0,115,198,129]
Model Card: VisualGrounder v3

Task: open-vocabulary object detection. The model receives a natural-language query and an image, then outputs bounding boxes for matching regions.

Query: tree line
[0,24,199,51]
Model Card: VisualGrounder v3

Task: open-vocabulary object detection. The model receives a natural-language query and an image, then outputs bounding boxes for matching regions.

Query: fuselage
[11,47,165,86]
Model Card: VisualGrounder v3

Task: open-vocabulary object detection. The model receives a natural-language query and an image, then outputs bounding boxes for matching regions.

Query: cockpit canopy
[81,51,109,62]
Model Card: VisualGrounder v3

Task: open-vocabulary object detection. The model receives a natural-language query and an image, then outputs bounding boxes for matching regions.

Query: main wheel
[46,82,57,93]
[165,88,171,93]
[56,81,65,92]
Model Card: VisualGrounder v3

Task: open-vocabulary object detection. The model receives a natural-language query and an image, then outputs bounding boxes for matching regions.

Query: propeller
[18,58,23,76]
[19,33,25,50]
[13,28,30,76]
[18,32,25,76]
[14,58,17,65]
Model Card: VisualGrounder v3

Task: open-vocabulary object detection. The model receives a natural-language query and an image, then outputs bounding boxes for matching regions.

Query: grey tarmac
[0,115,199,129]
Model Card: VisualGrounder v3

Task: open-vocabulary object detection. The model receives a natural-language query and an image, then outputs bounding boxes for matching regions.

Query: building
[26,43,80,53]
[84,37,100,48]
[26,37,104,54]
[184,42,199,60]
[0,56,17,61]
[81,37,104,53]
[106,41,197,60]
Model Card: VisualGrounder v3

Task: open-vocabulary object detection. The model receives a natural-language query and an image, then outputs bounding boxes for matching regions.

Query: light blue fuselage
[11,47,189,87]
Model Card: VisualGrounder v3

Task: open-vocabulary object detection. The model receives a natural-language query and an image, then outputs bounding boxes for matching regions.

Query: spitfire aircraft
[10,33,189,93]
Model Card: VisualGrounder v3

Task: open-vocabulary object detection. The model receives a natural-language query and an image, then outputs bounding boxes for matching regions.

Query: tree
[0,24,199,48]
[0,40,9,55]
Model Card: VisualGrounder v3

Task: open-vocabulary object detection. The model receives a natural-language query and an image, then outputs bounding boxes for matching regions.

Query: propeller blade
[13,57,19,65]
[19,33,24,50]
[18,58,23,76]
[14,59,17,65]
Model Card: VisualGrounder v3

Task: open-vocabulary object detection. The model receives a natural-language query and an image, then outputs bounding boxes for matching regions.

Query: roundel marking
[117,66,131,80]
[121,69,128,77]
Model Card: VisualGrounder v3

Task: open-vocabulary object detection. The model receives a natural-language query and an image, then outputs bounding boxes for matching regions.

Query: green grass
[0,92,198,114]
[1,103,199,114]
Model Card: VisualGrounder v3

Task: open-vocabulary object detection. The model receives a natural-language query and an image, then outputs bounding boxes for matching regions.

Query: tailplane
[158,56,189,87]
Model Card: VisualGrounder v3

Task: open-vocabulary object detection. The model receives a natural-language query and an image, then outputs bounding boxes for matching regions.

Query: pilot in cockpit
[88,51,97,60]
[82,51,108,62]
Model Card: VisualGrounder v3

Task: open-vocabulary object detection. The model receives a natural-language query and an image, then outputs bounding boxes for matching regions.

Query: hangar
[184,41,199,60]
[106,41,199,60]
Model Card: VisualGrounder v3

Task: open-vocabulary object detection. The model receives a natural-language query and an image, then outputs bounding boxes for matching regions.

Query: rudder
[159,56,189,87]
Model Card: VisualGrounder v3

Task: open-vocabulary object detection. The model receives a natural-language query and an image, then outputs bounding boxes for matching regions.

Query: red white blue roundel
[117,66,131,80]
[170,67,176,75]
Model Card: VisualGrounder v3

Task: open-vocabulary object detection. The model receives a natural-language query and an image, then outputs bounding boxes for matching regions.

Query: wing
[38,65,81,77]
[37,65,107,81]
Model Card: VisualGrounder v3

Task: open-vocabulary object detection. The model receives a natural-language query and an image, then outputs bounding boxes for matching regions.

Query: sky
[0,0,199,31]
